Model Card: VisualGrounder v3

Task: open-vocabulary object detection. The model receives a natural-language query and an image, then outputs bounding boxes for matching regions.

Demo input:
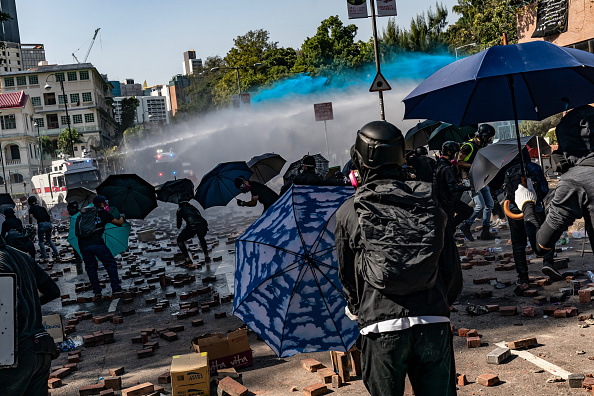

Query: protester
[177,200,210,265]
[515,105,594,269]
[336,121,460,396]
[406,146,436,183]
[2,207,36,259]
[234,177,279,212]
[0,235,60,395]
[77,195,124,298]
[27,196,61,261]
[67,201,84,275]
[2,207,23,238]
[434,141,472,235]
[293,155,325,186]
[458,124,496,241]
[325,166,350,186]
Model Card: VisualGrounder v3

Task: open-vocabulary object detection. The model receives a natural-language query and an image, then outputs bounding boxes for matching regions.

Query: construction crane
[72,28,101,64]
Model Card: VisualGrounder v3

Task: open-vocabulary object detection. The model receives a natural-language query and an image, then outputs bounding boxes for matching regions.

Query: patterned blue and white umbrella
[234,185,359,357]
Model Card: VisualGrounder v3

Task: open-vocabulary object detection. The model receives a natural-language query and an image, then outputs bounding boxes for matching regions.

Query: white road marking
[495,342,572,379]
[108,298,120,312]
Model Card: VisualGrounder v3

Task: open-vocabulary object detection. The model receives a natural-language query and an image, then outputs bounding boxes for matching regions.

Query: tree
[122,125,145,145]
[57,128,83,156]
[39,136,56,159]
[519,112,563,140]
[119,96,140,134]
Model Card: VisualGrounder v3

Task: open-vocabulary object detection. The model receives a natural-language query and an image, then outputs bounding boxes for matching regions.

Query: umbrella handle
[503,200,523,220]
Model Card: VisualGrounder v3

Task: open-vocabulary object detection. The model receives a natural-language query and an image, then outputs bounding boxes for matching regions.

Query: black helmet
[415,146,428,157]
[27,196,38,205]
[352,121,405,169]
[556,105,594,164]
[302,155,316,169]
[3,207,14,216]
[475,124,495,141]
[441,141,460,157]
[234,177,246,189]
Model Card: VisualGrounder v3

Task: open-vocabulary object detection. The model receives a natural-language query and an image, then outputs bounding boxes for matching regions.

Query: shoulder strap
[461,141,475,162]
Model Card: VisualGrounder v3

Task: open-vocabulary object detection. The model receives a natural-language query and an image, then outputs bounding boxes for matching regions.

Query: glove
[515,178,537,210]
[236,199,243,207]
[450,159,459,166]
[120,213,126,220]
[345,306,358,321]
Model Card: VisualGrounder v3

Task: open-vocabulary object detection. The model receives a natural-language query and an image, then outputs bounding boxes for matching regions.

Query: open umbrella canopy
[469,136,551,192]
[48,203,69,221]
[247,153,287,184]
[67,206,130,257]
[97,174,157,219]
[404,120,442,150]
[427,123,477,151]
[283,154,329,184]
[234,185,359,357]
[195,162,253,209]
[156,178,194,204]
[0,193,15,215]
[65,187,97,207]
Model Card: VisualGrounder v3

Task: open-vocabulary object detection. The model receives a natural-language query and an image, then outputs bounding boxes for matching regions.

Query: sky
[17,0,460,85]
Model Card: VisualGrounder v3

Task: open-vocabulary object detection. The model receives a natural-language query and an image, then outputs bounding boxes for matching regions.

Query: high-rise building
[20,44,45,70]
[182,50,202,75]
[0,0,19,44]
[168,74,190,116]
[120,78,143,96]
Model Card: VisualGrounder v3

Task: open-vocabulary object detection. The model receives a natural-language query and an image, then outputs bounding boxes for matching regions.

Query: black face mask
[239,184,248,193]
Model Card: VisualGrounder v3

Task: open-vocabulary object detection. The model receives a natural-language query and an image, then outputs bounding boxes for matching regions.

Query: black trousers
[452,199,473,229]
[361,322,456,396]
[177,227,208,260]
[508,210,554,282]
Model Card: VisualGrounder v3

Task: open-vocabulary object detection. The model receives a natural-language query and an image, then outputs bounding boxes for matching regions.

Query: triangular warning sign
[369,72,392,92]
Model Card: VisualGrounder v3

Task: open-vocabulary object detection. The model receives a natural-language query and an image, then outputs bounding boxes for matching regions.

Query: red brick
[48,378,62,389]
[109,367,124,377]
[158,372,171,384]
[553,309,567,318]
[521,306,535,317]
[218,376,248,396]
[486,304,499,312]
[121,382,154,396]
[50,368,71,379]
[317,368,335,383]
[79,383,106,396]
[331,374,342,388]
[458,328,469,337]
[532,296,547,305]
[522,289,538,297]
[475,290,492,298]
[214,311,227,319]
[64,363,78,372]
[103,376,122,390]
[137,349,153,359]
[457,374,468,386]
[302,358,324,372]
[161,331,178,341]
[477,373,500,386]
[507,337,537,350]
[500,306,517,316]
[303,383,328,396]
[466,329,478,337]
[168,325,184,332]
[467,336,481,348]
[565,306,579,317]
[68,355,80,363]
[99,390,115,396]
[191,318,204,327]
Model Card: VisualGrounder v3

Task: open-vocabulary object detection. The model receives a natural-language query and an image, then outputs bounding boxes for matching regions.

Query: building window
[46,114,59,129]
[34,118,44,128]
[84,113,95,123]
[60,115,70,125]
[55,72,65,82]
[58,94,68,104]
[0,115,16,130]
[82,92,92,102]
[4,77,14,87]
[73,114,83,124]
[29,75,38,85]
[70,93,80,104]
[31,96,41,107]
[10,173,23,184]
[79,70,89,80]
[8,145,20,160]
[16,76,26,86]
[67,71,77,81]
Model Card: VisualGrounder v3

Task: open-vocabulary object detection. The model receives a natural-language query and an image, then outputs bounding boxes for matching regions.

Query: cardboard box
[191,329,252,374]
[171,382,209,396]
[170,352,209,388]
[42,314,64,343]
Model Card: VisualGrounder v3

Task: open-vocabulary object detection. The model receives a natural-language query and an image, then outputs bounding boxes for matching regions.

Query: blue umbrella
[67,206,130,257]
[403,41,594,176]
[195,162,253,209]
[234,185,359,357]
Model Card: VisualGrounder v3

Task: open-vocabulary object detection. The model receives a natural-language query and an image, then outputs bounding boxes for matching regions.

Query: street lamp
[210,63,262,105]
[45,74,75,157]
[455,43,477,60]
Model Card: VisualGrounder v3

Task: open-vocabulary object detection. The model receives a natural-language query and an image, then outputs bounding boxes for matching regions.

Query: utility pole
[369,0,385,121]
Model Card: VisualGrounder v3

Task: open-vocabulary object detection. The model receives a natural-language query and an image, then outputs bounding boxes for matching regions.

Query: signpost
[314,102,334,160]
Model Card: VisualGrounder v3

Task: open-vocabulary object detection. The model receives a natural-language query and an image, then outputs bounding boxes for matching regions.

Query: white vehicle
[30,157,101,206]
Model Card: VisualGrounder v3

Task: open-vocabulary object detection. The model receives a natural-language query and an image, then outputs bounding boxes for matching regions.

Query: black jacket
[293,169,325,186]
[336,179,460,329]
[177,203,208,234]
[1,215,23,238]
[407,155,436,183]
[434,157,469,211]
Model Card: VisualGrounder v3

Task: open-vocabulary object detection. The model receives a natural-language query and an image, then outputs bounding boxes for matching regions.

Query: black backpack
[354,179,447,296]
[75,206,101,238]
[5,229,34,253]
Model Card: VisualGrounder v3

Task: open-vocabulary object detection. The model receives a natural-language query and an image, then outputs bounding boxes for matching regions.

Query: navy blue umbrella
[195,162,253,209]
[403,41,594,176]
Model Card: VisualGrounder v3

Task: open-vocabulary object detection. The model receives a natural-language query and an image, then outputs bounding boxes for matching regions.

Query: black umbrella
[427,123,477,151]
[0,193,15,216]
[247,153,287,184]
[65,187,97,207]
[96,174,157,219]
[404,120,442,150]
[283,154,329,184]
[156,178,194,204]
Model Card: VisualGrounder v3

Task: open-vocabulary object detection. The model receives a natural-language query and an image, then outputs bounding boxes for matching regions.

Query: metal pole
[36,123,43,174]
[536,135,543,169]
[323,120,330,161]
[507,75,526,177]
[60,79,75,157]
[0,126,6,193]
[369,0,385,121]
[236,68,242,111]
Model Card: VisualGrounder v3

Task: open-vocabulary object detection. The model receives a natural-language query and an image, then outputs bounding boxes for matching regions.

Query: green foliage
[119,97,140,134]
[39,135,56,158]
[122,125,145,145]
[519,113,563,140]
[57,128,83,156]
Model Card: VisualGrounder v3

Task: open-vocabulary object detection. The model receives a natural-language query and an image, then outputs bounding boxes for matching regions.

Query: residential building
[517,2,594,53]
[20,44,45,70]
[0,0,20,44]
[183,50,202,76]
[0,90,40,197]
[169,74,190,116]
[120,78,143,96]
[113,95,170,126]
[0,41,22,73]
[0,63,118,158]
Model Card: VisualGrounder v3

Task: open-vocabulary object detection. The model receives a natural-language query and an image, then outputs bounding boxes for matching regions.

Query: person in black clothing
[28,196,60,261]
[2,207,36,259]
[234,178,279,213]
[78,195,124,297]
[434,141,472,235]
[0,235,60,395]
[515,105,594,271]
[293,155,325,186]
[67,201,84,275]
[2,207,23,238]
[177,201,210,265]
[336,121,460,396]
[406,146,436,183]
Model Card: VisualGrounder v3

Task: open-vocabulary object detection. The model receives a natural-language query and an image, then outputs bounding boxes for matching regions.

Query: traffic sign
[369,72,392,92]
[314,102,334,122]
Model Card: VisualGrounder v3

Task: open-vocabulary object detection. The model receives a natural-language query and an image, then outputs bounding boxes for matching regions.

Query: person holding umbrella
[177,200,210,265]
[515,105,594,272]
[406,146,436,182]
[77,195,124,298]
[67,201,84,275]
[458,124,497,241]
[235,177,279,213]
[27,196,61,262]
[336,121,460,396]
